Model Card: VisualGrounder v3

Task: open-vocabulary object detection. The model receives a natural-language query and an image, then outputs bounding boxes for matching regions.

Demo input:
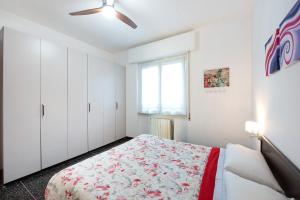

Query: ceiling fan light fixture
[102,5,116,19]
[69,0,137,29]
[105,0,115,6]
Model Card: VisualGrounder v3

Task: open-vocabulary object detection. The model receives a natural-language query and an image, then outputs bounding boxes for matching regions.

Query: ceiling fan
[69,0,137,29]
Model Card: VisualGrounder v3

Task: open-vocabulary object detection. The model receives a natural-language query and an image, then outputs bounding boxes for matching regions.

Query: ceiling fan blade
[115,10,137,29]
[69,7,103,16]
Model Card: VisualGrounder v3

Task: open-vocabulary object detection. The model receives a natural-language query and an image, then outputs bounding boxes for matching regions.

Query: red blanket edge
[198,147,220,200]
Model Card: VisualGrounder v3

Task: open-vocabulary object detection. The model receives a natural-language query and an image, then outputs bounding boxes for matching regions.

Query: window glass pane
[161,61,186,114]
[141,65,160,113]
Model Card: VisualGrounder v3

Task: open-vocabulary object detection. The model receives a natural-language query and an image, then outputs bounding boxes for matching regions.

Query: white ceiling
[0,0,252,52]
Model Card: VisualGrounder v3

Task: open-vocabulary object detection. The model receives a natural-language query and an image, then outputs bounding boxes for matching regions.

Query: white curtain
[140,65,160,113]
[138,55,188,115]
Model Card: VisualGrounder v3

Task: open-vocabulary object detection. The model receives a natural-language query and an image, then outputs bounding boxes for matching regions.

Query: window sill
[137,112,188,119]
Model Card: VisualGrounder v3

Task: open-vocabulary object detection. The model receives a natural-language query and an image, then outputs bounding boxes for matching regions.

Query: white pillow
[225,171,287,200]
[224,143,283,193]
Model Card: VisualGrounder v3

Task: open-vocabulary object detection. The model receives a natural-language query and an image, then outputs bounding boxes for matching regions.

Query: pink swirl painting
[265,1,300,76]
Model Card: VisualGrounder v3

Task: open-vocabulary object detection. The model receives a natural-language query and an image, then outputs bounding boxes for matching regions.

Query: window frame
[138,53,190,118]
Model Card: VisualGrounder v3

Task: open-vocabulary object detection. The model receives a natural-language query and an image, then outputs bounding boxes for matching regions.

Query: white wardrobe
[87,56,105,151]
[68,49,88,159]
[115,66,126,140]
[2,27,41,184]
[41,40,68,169]
[0,27,126,183]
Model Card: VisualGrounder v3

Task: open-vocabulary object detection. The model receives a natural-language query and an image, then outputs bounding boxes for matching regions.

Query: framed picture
[265,1,300,76]
[204,67,230,88]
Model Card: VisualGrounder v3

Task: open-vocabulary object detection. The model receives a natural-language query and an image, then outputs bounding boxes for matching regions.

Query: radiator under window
[150,118,174,140]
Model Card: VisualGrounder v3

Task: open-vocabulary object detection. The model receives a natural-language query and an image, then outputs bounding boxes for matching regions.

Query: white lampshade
[245,121,260,137]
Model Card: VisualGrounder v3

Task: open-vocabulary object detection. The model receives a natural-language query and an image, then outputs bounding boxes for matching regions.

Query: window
[138,55,188,116]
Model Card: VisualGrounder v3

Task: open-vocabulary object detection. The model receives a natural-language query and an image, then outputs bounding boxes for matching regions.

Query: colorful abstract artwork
[204,67,230,88]
[265,1,300,76]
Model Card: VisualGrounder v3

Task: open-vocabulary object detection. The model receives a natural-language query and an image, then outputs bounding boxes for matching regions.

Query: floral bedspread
[45,134,212,200]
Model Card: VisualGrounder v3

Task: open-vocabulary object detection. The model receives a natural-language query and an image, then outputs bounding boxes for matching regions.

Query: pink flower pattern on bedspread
[45,134,212,200]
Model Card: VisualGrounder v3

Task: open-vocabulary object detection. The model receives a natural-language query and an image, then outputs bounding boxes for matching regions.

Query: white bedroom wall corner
[138,115,150,135]
[114,50,128,66]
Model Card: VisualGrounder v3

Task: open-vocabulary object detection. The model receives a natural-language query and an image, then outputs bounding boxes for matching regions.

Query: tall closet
[0,27,126,183]
[2,27,41,184]
[87,55,105,150]
[115,65,126,140]
[103,61,116,145]
[41,40,68,169]
[68,49,88,159]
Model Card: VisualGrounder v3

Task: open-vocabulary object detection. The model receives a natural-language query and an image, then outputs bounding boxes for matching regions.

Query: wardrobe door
[87,56,104,151]
[103,62,116,145]
[2,28,41,183]
[68,49,88,159]
[41,40,68,169]
[115,65,126,140]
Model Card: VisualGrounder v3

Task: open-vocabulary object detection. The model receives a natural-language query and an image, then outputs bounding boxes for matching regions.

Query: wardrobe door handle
[115,102,118,110]
[88,103,91,112]
[42,104,45,117]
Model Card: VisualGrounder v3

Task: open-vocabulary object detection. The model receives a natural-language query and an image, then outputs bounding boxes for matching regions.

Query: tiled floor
[0,137,132,200]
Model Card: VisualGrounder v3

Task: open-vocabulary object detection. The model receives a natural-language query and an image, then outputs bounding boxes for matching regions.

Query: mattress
[214,148,225,200]
[45,134,224,200]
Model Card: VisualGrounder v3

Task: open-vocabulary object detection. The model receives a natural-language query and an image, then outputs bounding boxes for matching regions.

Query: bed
[45,134,224,200]
[45,134,300,200]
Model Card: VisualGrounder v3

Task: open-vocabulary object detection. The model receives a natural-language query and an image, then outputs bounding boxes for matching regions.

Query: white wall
[127,31,196,63]
[0,9,113,61]
[187,18,252,148]
[125,64,139,137]
[126,17,253,148]
[252,0,300,168]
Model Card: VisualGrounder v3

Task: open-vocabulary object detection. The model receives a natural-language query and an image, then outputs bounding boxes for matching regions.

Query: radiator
[150,118,174,140]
